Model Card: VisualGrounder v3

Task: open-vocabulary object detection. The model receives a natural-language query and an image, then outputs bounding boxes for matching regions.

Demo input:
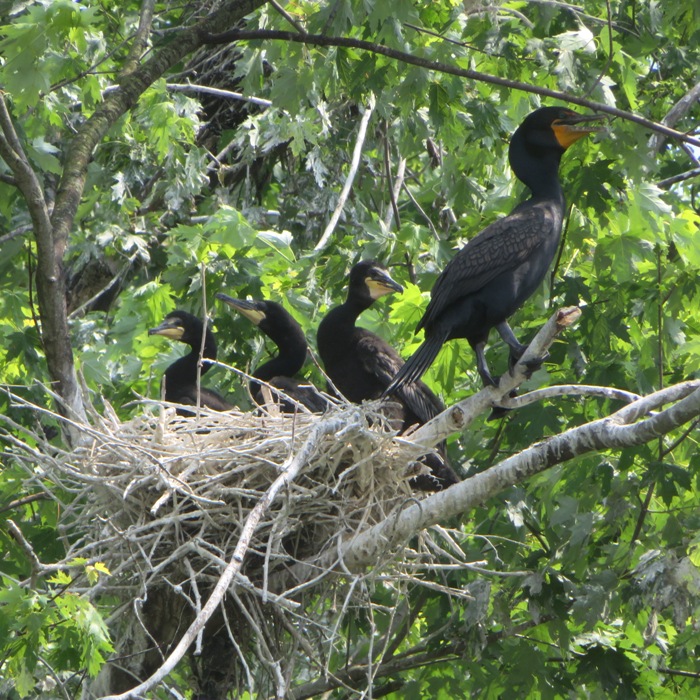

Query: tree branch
[121,0,156,78]
[649,79,700,154]
[0,170,17,186]
[408,307,582,448]
[658,166,700,189]
[314,94,376,251]
[496,383,641,410]
[204,29,700,149]
[325,381,700,572]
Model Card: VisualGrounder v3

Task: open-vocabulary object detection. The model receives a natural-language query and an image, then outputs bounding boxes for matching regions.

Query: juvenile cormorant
[317,260,459,490]
[149,310,232,413]
[386,107,605,395]
[215,294,328,413]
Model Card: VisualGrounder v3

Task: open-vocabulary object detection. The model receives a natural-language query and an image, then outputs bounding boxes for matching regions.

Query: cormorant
[386,107,605,395]
[148,310,232,413]
[215,294,328,413]
[317,260,459,490]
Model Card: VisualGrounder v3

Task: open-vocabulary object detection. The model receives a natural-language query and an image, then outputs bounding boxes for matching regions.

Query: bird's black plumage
[149,310,232,414]
[215,294,328,413]
[317,260,459,490]
[386,107,605,394]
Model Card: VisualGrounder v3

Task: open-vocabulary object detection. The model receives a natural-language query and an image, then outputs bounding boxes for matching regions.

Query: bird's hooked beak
[216,293,266,325]
[366,268,404,300]
[148,318,185,340]
[552,112,607,149]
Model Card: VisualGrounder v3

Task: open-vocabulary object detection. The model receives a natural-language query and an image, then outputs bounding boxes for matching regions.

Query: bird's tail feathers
[385,332,446,396]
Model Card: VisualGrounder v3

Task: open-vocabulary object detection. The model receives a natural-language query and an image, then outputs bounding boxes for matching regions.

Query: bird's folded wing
[420,205,555,329]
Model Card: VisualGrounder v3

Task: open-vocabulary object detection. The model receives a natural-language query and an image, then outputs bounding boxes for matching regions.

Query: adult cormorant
[215,294,328,413]
[149,310,232,413]
[317,260,459,490]
[386,107,605,395]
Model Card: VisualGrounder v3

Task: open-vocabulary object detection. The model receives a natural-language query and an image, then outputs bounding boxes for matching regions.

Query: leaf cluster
[1,0,700,696]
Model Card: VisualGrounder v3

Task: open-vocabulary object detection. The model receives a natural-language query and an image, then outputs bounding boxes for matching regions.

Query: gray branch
[330,381,700,572]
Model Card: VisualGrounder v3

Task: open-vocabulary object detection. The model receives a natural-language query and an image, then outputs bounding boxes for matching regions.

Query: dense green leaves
[1,0,700,696]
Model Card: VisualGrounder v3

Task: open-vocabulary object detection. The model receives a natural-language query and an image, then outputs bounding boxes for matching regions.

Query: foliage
[1,0,700,696]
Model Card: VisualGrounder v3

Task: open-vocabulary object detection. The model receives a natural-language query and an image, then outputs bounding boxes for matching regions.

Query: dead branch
[331,381,700,572]
[314,94,377,251]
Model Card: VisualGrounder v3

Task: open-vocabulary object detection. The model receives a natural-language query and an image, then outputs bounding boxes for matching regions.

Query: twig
[314,94,377,251]
[7,519,46,584]
[0,492,50,515]
[658,667,700,680]
[0,223,33,245]
[164,82,272,107]
[466,4,535,28]
[382,127,405,230]
[269,0,307,34]
[37,654,73,700]
[658,167,700,189]
[401,180,439,240]
[184,559,204,655]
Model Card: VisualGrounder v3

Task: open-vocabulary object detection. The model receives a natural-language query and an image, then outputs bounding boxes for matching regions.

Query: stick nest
[67,400,439,582]
[8,396,466,695]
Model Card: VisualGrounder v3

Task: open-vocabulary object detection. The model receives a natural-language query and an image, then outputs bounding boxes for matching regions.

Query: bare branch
[498,383,641,410]
[205,29,700,149]
[383,137,406,230]
[409,307,582,448]
[314,94,377,251]
[649,80,700,154]
[164,82,272,106]
[327,382,700,572]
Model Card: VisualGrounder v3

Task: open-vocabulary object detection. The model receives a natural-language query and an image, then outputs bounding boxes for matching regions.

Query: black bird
[317,260,459,490]
[215,294,328,413]
[386,106,605,395]
[148,310,232,413]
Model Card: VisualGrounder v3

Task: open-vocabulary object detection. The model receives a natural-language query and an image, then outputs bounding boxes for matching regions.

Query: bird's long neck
[509,135,565,205]
[334,294,371,327]
[165,326,217,385]
[252,335,307,383]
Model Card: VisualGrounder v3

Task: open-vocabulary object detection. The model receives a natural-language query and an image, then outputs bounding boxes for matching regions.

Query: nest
[5,394,475,696]
[65,400,428,583]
